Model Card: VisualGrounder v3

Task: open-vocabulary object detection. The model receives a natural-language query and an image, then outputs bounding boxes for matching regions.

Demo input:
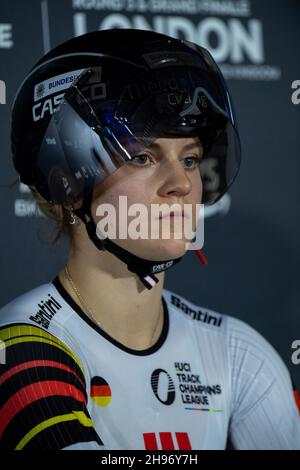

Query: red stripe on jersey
[143,433,158,450]
[0,380,86,438]
[0,360,85,388]
[293,389,300,413]
[159,432,175,450]
[175,432,192,450]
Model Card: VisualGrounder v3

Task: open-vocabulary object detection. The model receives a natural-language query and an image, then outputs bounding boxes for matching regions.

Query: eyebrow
[147,141,203,151]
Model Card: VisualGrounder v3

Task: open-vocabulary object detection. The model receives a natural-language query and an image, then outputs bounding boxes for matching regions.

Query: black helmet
[12,28,241,206]
[11,29,241,288]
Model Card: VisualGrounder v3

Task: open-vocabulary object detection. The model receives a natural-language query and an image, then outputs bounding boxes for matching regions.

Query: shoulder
[162,287,290,378]
[0,281,62,328]
[224,316,298,431]
[163,287,257,344]
[0,282,87,389]
[224,319,300,449]
[226,314,290,379]
[0,281,82,367]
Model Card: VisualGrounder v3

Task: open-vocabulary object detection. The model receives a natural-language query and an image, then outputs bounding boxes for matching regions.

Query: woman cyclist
[0,29,299,450]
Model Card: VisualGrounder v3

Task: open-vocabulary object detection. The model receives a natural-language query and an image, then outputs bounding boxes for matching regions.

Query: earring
[68,207,77,225]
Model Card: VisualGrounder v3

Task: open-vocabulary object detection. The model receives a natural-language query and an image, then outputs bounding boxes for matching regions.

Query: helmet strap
[74,192,183,290]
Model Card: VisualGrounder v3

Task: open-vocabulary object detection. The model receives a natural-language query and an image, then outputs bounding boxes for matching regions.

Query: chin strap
[74,192,207,289]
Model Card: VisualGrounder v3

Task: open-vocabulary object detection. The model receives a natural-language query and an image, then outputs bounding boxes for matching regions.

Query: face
[90,134,203,261]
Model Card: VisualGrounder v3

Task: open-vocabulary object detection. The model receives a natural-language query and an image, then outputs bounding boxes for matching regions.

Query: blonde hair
[28,185,73,244]
[30,185,108,252]
[3,177,72,244]
[6,178,105,249]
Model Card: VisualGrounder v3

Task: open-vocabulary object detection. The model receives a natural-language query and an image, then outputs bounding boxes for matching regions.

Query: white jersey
[0,276,299,450]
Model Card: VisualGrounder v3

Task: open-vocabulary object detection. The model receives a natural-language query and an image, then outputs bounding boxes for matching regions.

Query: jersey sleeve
[227,317,300,450]
[0,323,104,450]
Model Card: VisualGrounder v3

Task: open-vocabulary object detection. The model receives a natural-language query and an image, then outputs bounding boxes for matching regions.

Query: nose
[157,159,193,198]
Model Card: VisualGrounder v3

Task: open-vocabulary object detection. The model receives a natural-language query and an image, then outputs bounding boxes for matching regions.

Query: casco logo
[32,93,64,122]
[32,70,85,121]
[152,261,174,273]
[0,79,6,104]
[32,68,107,122]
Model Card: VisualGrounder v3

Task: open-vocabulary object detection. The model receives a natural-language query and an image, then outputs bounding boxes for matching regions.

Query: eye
[130,154,152,166]
[129,153,203,169]
[183,156,202,169]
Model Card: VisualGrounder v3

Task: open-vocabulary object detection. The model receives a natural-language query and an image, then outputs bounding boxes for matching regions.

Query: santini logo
[171,295,222,327]
[29,294,62,329]
[0,79,6,104]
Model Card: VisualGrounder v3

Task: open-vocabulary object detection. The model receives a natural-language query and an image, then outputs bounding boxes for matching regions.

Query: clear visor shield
[36,40,241,205]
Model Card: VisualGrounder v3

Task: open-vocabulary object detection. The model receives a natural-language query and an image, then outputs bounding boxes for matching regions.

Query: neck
[58,243,165,350]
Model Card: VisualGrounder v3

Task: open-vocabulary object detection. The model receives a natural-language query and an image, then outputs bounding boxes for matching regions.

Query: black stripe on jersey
[0,324,79,359]
[1,337,86,388]
[0,364,87,410]
[23,418,103,450]
[0,395,100,450]
[291,376,300,413]
[291,376,299,391]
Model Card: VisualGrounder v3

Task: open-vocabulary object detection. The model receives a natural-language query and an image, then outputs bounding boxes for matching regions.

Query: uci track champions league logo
[151,362,223,412]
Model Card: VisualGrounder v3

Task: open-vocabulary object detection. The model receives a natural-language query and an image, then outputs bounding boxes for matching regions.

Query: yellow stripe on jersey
[0,324,73,355]
[0,325,84,374]
[4,336,83,373]
[15,411,94,450]
[0,324,57,342]
[0,324,75,353]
